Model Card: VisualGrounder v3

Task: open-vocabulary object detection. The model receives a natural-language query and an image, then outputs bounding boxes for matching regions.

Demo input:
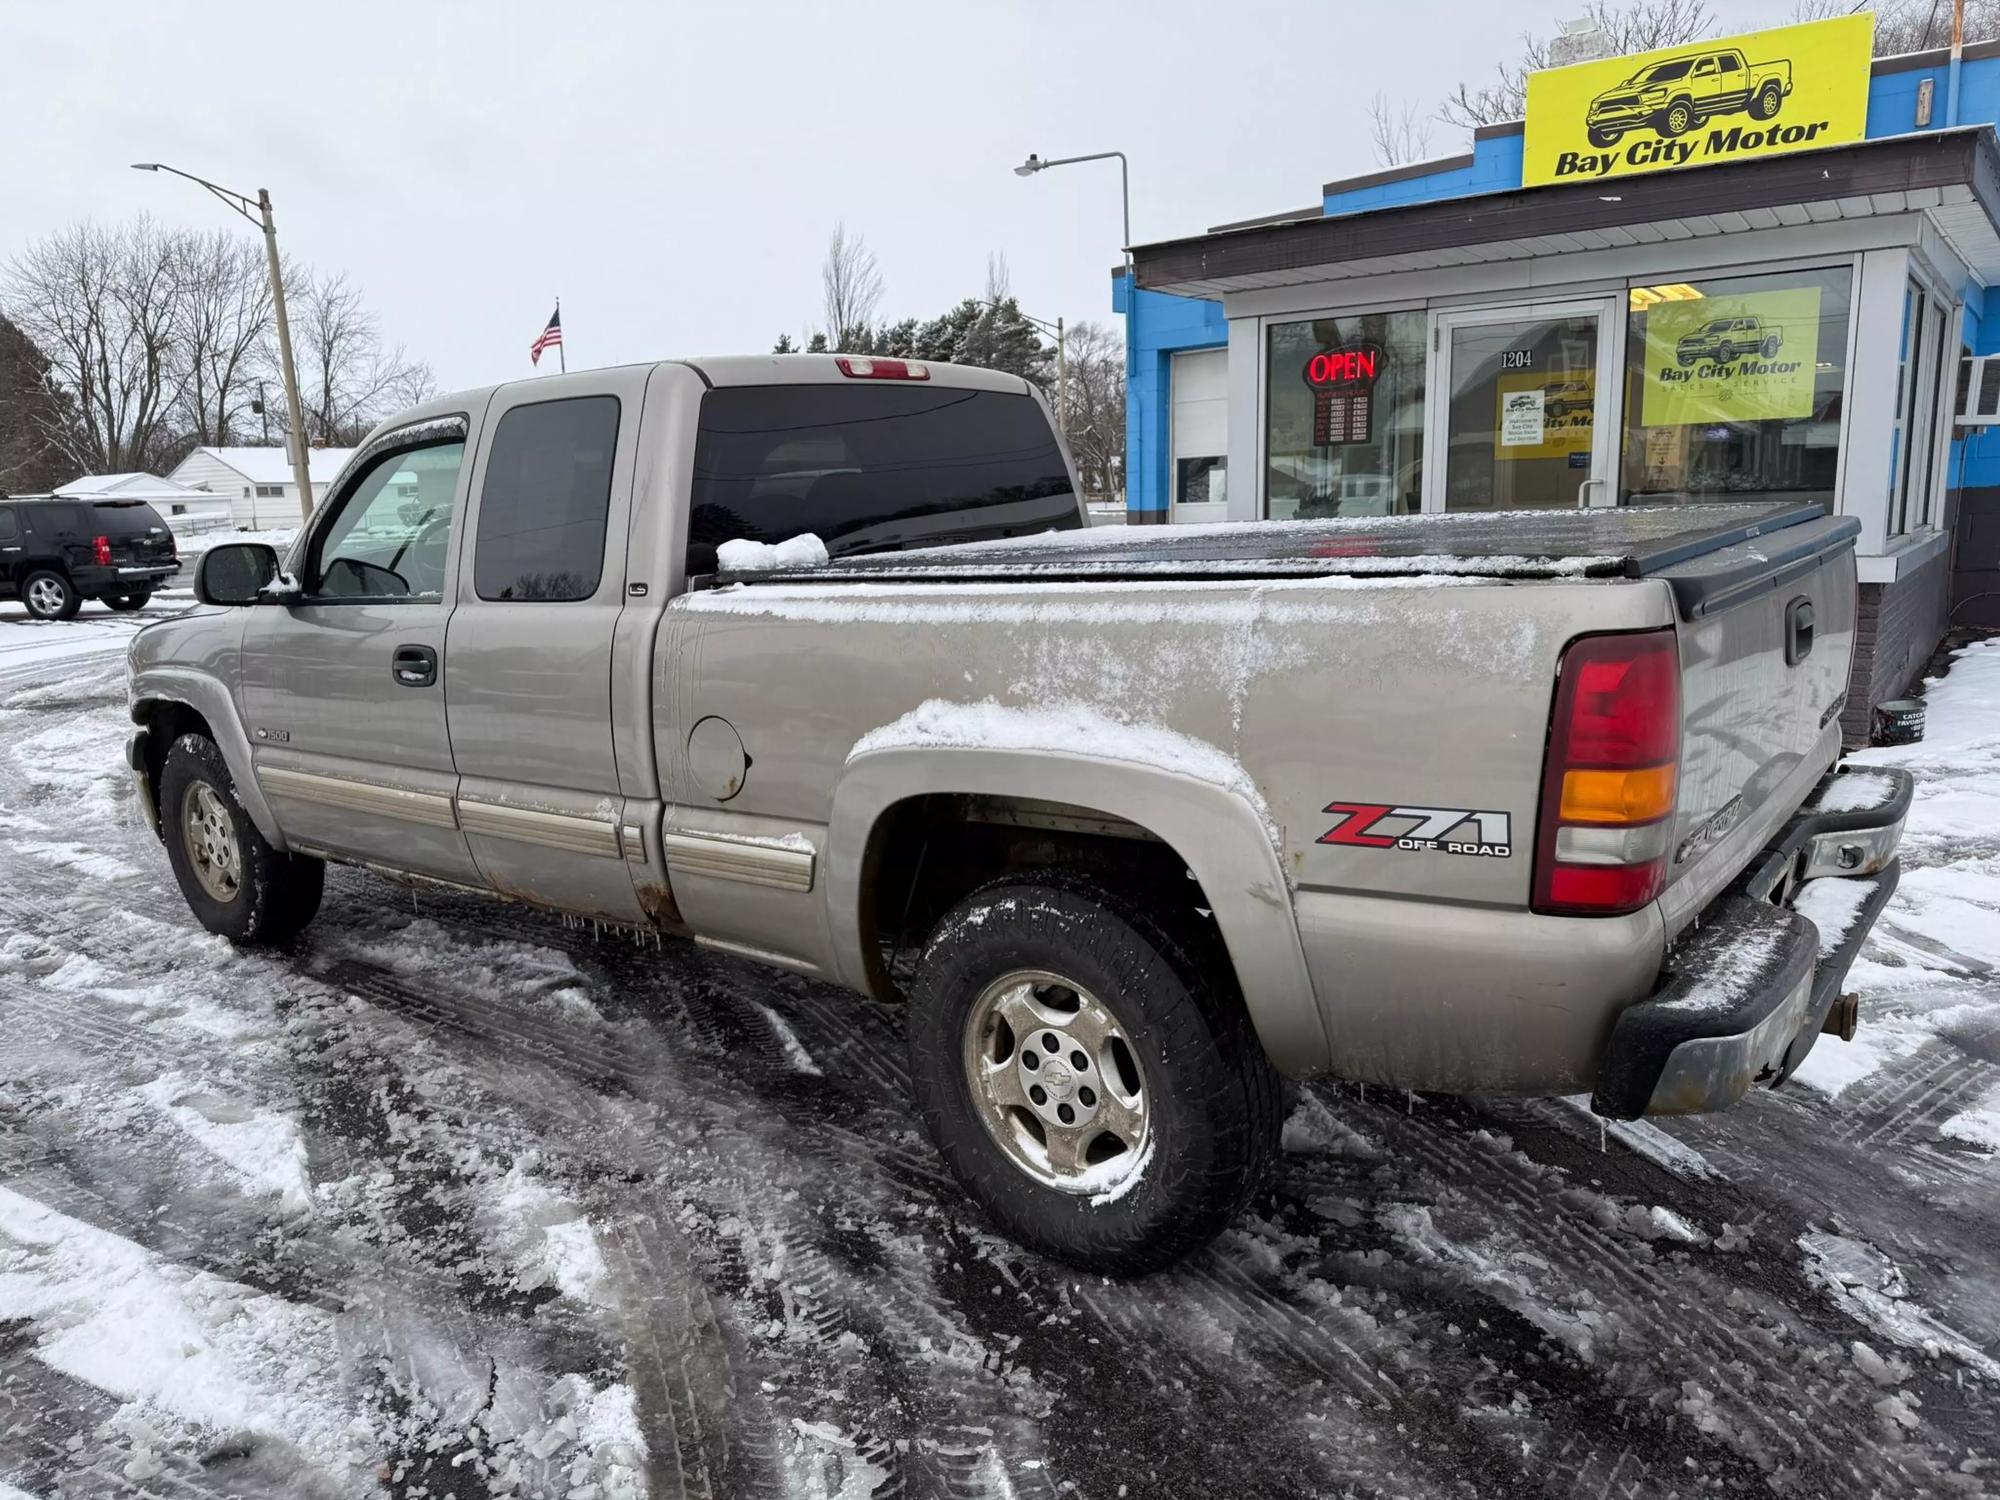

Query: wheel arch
[131,671,285,847]
[828,746,1331,1076]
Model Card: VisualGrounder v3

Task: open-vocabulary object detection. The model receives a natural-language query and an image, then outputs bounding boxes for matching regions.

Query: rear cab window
[0,508,15,543]
[686,383,1078,575]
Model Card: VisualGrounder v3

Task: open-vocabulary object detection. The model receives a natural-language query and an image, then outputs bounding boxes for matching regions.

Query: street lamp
[976,298,1067,438]
[1015,150,1132,510]
[132,162,315,520]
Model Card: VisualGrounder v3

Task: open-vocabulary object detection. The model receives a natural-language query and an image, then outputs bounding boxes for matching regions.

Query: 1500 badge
[1319,803,1513,858]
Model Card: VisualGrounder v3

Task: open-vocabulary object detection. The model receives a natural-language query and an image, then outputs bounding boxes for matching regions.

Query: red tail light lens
[93,534,113,566]
[834,356,930,381]
[1532,629,1681,917]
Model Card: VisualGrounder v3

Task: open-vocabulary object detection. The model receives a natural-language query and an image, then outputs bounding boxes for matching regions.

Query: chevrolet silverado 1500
[124,354,1907,1272]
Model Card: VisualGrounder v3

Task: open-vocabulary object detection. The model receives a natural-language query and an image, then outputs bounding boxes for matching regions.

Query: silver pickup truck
[124,355,1908,1272]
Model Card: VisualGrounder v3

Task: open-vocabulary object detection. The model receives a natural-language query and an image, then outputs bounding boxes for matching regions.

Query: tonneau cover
[721,500,1846,586]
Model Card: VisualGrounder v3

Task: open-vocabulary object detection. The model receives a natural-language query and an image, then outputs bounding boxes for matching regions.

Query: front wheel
[906,877,1282,1274]
[160,733,324,945]
[1660,98,1695,136]
[1587,125,1622,148]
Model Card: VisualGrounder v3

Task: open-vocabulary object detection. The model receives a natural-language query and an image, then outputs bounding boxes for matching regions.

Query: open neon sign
[1303,340,1385,446]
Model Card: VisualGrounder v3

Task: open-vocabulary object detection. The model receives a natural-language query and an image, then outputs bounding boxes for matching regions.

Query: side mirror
[195,543,283,606]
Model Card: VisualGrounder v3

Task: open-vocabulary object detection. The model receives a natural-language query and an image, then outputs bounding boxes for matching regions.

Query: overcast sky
[3,0,1801,394]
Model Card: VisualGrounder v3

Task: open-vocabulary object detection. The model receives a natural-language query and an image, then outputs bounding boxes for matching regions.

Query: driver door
[240,417,485,885]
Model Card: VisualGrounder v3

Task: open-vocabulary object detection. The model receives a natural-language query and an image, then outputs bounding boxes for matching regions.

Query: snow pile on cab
[717,532,829,572]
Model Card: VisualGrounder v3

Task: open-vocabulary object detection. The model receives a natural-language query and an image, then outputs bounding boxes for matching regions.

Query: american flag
[530,305,563,366]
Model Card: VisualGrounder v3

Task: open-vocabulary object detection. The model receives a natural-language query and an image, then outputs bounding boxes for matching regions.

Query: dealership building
[1115,19,2000,743]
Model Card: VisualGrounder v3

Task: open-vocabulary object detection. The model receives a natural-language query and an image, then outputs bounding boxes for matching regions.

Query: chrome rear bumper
[1592,764,1912,1119]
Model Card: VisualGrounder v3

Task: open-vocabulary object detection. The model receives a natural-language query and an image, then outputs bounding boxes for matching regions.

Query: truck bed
[721,500,1848,598]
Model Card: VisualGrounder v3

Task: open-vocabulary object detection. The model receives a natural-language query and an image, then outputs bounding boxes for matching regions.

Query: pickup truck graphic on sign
[1586,46,1793,146]
[1675,315,1784,367]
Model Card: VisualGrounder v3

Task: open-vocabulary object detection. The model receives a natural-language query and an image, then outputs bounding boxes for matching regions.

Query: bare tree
[1438,0,1716,131]
[171,229,273,448]
[1369,95,1435,168]
[4,218,191,475]
[985,250,1012,306]
[288,269,434,445]
[1794,0,2000,53]
[1058,320,1126,503]
[821,221,884,349]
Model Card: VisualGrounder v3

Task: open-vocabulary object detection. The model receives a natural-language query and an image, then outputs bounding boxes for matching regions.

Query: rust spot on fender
[637,882,691,935]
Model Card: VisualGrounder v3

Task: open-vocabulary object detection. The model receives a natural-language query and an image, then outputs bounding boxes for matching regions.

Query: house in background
[52,472,234,541]
[167,446,355,528]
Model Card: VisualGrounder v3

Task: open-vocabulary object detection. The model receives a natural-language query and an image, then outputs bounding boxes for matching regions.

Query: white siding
[166,452,265,527]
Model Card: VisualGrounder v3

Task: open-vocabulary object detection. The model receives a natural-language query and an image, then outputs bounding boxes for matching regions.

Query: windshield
[1634,59,1694,83]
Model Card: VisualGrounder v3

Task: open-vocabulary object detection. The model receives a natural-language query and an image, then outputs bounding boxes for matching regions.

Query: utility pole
[132,163,317,520]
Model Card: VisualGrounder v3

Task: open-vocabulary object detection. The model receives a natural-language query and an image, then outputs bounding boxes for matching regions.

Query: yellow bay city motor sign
[1523,14,1873,188]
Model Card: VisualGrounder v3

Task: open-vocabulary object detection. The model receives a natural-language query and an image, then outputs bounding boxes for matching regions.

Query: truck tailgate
[1654,514,1859,934]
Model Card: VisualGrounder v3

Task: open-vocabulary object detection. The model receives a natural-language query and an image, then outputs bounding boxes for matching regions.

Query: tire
[105,589,152,612]
[906,875,1282,1274]
[1587,125,1622,148]
[1761,336,1780,358]
[1661,98,1695,136]
[160,733,324,945]
[1677,353,1697,368]
[1751,83,1782,120]
[21,569,80,622]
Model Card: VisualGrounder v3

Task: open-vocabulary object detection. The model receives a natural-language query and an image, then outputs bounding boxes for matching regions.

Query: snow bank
[716,532,829,572]
[0,1187,362,1462]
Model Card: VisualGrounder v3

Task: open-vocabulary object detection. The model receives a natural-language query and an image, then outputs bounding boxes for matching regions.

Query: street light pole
[975,298,1067,439]
[1015,150,1131,509]
[133,163,316,521]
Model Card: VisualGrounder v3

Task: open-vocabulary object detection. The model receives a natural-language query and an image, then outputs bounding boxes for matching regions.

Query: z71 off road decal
[1319,803,1513,858]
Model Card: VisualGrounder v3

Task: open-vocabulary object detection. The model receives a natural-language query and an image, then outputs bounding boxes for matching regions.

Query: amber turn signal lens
[1559,763,1677,825]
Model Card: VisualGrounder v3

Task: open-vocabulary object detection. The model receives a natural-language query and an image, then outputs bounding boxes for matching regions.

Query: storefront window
[1621,266,1851,510]
[1889,281,1949,536]
[1267,311,1425,519]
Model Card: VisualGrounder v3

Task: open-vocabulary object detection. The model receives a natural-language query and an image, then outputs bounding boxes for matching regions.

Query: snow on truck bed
[713,500,1832,586]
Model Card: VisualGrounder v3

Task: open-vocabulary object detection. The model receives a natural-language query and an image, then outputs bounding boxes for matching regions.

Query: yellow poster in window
[1522,15,1872,188]
[1638,287,1821,427]
[1493,371,1594,461]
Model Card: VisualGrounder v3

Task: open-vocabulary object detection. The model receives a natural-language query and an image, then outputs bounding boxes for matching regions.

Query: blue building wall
[1122,49,2000,517]
[1114,273,1228,518]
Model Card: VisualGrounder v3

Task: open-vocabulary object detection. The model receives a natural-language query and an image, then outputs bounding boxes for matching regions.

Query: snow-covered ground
[0,629,1995,1498]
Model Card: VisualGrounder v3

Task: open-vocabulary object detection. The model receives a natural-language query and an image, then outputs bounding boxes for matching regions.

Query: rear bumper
[1592,764,1912,1118]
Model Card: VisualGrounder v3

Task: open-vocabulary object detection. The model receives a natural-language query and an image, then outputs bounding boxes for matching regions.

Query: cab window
[307,440,466,601]
[473,396,620,602]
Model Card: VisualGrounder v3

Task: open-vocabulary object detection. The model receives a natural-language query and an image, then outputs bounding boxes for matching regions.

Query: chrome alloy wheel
[26,576,67,617]
[962,969,1151,1194]
[182,782,243,903]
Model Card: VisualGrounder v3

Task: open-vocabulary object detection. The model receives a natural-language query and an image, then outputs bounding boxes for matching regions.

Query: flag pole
[557,295,566,374]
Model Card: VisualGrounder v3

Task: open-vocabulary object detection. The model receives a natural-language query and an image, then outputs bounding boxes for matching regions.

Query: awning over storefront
[1131,128,2000,299]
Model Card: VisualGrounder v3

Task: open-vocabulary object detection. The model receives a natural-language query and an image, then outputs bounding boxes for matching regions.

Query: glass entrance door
[1426,301,1621,511]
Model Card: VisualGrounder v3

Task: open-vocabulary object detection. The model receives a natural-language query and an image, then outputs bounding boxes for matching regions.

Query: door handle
[392,644,438,688]
[1577,478,1605,507]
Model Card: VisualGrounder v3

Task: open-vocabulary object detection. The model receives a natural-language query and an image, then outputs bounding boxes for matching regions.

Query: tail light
[92,534,113,566]
[834,356,930,381]
[1532,629,1681,917]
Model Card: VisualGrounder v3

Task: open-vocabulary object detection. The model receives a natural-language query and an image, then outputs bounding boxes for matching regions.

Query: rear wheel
[906,876,1281,1274]
[160,733,323,945]
[105,589,152,612]
[1751,82,1782,119]
[22,569,79,621]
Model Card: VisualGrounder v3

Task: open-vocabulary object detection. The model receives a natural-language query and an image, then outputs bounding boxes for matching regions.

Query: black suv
[0,497,180,620]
